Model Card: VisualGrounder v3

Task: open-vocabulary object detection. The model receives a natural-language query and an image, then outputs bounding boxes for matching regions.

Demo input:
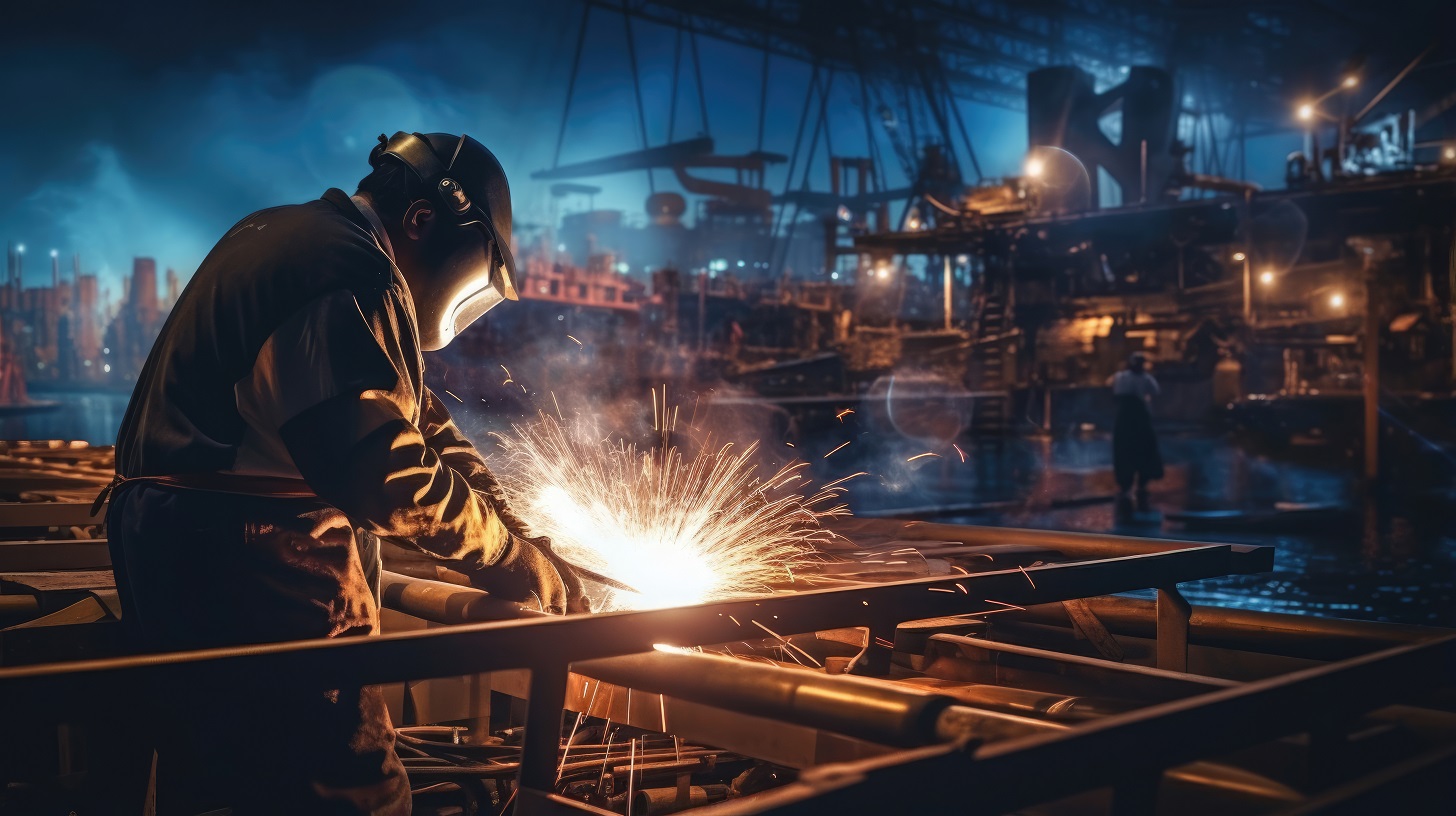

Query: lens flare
[490,412,848,610]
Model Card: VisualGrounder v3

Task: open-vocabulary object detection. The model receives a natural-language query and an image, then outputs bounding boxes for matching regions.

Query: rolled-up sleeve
[236,289,510,566]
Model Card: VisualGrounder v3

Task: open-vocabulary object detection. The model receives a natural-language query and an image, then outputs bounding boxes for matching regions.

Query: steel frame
[691,633,1456,815]
[0,539,1270,813]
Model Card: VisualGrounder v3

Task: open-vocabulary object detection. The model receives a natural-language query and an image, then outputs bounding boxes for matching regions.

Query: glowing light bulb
[1259,270,1275,285]
[1025,157,1045,178]
[1297,104,1314,121]
[1329,292,1345,308]
[1232,252,1246,262]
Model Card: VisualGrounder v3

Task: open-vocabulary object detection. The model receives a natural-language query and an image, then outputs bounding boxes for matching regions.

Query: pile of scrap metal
[2,447,1455,814]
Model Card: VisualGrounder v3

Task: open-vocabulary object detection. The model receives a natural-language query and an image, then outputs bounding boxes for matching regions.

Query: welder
[103,132,575,814]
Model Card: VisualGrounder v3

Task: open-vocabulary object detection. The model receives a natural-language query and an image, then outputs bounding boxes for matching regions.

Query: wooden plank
[0,502,105,531]
[0,540,112,571]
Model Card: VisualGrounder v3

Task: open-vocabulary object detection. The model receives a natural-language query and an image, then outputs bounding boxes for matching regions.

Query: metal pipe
[634,784,729,815]
[0,594,40,626]
[576,649,1062,748]
[380,570,544,623]
[1014,595,1446,660]
[902,680,1137,722]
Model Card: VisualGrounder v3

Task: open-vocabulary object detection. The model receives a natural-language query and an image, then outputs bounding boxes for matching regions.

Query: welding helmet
[369,131,518,350]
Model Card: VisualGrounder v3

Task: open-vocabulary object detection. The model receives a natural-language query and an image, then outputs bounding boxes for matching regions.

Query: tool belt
[93,472,318,515]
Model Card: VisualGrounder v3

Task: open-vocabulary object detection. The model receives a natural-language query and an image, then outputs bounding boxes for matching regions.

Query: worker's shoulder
[211,195,393,287]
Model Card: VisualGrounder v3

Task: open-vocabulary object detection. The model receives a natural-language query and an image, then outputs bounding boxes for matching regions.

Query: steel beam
[0,544,1269,715]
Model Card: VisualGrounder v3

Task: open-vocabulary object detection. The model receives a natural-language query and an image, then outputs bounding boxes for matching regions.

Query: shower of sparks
[835,408,855,422]
[823,440,851,459]
[953,444,967,463]
[557,679,599,783]
[490,411,849,611]
[906,452,941,462]
[444,389,463,403]
[567,335,583,347]
[1018,565,1038,588]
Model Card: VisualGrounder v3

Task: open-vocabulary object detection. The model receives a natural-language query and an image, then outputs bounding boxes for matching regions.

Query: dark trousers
[1113,395,1164,495]
[107,484,410,816]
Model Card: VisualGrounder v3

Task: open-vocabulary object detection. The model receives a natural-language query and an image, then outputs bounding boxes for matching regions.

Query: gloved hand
[468,534,569,614]
[532,537,591,615]
[469,476,590,613]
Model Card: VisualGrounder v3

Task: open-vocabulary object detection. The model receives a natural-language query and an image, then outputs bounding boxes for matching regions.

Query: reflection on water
[2,389,131,445]
[821,430,1454,627]
[10,391,1453,626]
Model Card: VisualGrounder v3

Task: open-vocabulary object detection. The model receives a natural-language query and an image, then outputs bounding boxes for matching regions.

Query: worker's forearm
[420,388,538,538]
[282,399,510,566]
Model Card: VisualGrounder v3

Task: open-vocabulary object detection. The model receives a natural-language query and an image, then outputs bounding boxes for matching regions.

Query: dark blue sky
[0,0,1314,290]
[0,0,1039,290]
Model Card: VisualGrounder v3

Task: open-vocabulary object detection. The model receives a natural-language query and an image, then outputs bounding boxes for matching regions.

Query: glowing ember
[490,412,848,610]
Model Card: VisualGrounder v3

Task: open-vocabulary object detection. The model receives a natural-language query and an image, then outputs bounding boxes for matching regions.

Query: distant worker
[104,132,579,814]
[1108,352,1164,513]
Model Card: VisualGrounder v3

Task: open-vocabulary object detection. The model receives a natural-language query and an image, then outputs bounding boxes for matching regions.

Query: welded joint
[1156,585,1191,673]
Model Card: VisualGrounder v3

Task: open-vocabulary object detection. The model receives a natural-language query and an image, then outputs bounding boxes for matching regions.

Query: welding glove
[469,534,569,614]
[531,537,591,615]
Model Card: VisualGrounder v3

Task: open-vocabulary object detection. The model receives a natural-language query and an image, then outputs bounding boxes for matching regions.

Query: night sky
[2,0,1431,290]
[0,0,1032,290]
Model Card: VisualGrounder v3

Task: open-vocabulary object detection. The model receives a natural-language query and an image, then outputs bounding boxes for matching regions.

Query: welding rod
[574,649,1055,748]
